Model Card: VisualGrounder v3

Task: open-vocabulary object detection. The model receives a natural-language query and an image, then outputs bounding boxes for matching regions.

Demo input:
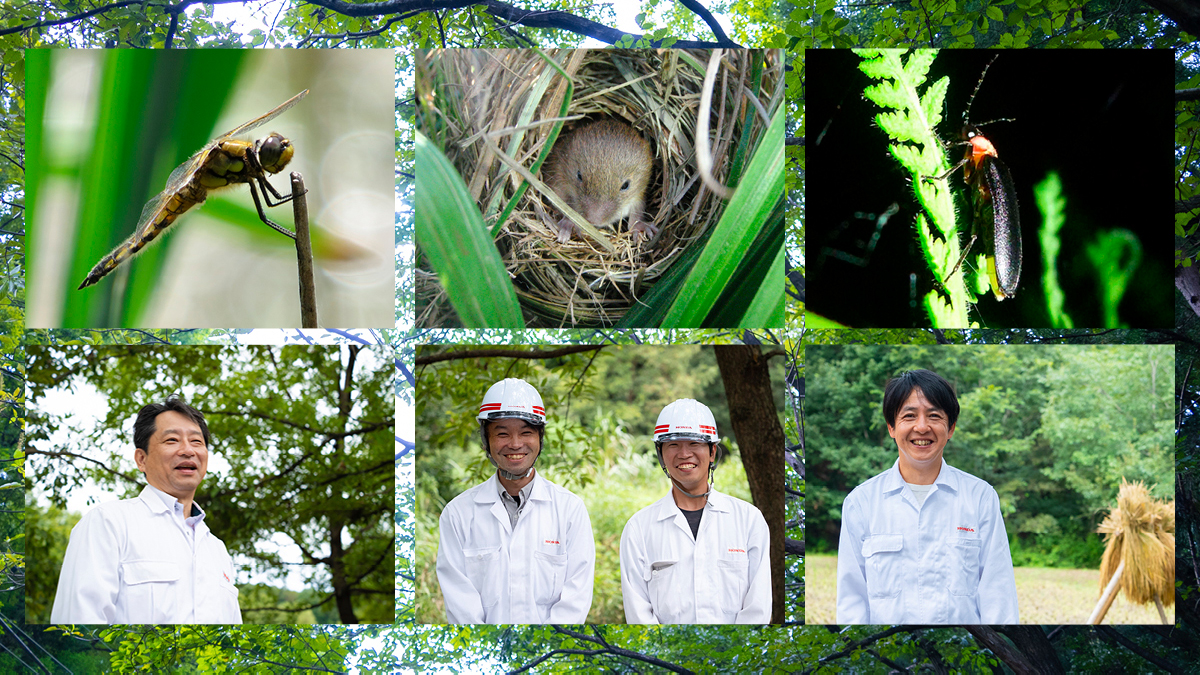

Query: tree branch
[506,626,697,674]
[416,345,603,365]
[801,625,921,674]
[1093,626,1186,674]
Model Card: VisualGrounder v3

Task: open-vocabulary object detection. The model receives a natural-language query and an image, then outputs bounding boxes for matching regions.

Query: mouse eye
[576,169,583,182]
[621,180,630,190]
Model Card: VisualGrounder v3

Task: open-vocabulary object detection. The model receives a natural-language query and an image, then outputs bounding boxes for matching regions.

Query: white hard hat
[653,399,718,443]
[477,378,546,425]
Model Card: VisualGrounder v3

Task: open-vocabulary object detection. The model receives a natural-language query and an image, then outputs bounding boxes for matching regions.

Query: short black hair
[133,396,211,451]
[882,369,959,429]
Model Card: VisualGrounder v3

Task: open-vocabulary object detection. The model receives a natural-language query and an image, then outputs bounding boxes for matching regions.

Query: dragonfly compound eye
[259,133,295,174]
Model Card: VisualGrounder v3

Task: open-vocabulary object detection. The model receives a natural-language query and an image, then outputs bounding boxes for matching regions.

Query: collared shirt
[50,485,241,624]
[499,481,532,530]
[437,472,594,624]
[836,458,1019,624]
[619,489,772,624]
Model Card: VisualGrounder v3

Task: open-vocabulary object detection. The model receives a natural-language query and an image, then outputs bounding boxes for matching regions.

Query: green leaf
[414,130,525,328]
[661,103,785,327]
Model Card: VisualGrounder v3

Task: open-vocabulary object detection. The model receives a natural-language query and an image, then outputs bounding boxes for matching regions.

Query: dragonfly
[78,88,310,290]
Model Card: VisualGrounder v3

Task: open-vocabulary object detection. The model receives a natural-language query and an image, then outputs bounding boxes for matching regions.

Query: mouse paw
[631,220,659,244]
[556,218,577,244]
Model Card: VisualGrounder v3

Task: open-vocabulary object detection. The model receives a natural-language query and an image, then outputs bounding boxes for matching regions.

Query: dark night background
[806,49,1171,328]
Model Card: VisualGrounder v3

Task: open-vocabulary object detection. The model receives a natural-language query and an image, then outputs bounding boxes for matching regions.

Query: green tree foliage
[19,503,72,626]
[806,344,1173,569]
[23,345,395,624]
[414,344,782,623]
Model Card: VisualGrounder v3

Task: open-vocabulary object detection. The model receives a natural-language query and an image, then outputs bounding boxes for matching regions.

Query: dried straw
[1096,478,1175,607]
[416,48,783,327]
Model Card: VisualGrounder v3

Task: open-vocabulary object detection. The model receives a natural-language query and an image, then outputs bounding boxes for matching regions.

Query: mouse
[543,119,655,245]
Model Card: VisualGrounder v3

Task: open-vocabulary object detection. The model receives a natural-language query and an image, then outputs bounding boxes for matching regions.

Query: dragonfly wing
[163,146,211,194]
[134,188,174,236]
[213,89,309,142]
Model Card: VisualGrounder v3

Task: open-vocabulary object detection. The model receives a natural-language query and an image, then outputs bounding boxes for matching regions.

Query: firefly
[927,56,1022,301]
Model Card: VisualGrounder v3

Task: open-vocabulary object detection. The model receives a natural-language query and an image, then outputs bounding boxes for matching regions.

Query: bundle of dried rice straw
[1096,478,1175,616]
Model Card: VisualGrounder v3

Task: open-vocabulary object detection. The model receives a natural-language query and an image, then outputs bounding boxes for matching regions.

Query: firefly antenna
[964,55,1015,129]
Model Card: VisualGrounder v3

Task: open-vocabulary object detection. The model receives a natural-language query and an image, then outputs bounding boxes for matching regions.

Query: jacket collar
[650,487,731,521]
[882,457,960,494]
[139,484,208,522]
[475,471,548,504]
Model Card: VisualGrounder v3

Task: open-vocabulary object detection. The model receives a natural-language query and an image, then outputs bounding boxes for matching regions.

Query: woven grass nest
[416,48,782,327]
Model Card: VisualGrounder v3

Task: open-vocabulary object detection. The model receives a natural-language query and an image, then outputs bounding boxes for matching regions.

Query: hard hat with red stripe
[653,399,718,443]
[477,378,546,426]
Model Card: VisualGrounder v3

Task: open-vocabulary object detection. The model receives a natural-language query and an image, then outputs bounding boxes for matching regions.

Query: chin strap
[488,445,540,481]
[657,443,717,500]
[667,472,712,499]
[498,466,533,480]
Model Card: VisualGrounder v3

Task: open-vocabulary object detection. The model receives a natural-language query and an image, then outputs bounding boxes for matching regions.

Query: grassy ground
[804,553,1175,625]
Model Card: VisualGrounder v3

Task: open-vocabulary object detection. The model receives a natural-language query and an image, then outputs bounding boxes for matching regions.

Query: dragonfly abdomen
[77,182,208,289]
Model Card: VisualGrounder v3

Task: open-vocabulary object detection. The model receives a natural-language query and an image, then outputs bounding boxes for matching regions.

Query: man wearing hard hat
[619,399,771,623]
[436,378,595,624]
[836,369,1019,624]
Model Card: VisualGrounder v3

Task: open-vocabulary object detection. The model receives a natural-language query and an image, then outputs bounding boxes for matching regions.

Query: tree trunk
[329,515,358,623]
[966,626,1062,675]
[715,345,785,624]
[330,345,360,623]
[997,626,1065,674]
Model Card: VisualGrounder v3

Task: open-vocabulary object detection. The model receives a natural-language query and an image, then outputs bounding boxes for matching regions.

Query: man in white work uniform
[837,369,1019,624]
[51,396,241,624]
[620,399,771,624]
[437,378,594,624]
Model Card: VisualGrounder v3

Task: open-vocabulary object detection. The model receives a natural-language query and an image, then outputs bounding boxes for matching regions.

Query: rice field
[803,553,1176,625]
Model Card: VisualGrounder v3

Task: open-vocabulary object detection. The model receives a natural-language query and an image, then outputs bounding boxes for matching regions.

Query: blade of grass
[739,237,785,328]
[661,103,785,327]
[708,203,785,327]
[415,130,525,328]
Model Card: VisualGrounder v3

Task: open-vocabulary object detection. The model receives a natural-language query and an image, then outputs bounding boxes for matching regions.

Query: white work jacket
[437,472,594,624]
[620,489,771,624]
[836,458,1019,624]
[51,485,241,624]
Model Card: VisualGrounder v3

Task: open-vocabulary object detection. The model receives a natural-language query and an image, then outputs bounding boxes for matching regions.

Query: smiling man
[619,399,771,624]
[436,378,594,624]
[836,369,1019,624]
[51,396,241,624]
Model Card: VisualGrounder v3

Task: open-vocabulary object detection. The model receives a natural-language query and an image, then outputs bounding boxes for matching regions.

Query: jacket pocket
[716,557,750,613]
[463,547,501,609]
[948,537,982,596]
[122,560,180,623]
[646,560,678,622]
[532,550,568,605]
[861,534,903,599]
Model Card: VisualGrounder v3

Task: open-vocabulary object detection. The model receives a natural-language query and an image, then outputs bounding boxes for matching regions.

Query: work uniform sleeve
[977,487,1020,624]
[835,492,871,624]
[736,506,773,623]
[548,496,595,624]
[619,514,658,624]
[50,507,121,624]
[436,504,485,624]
